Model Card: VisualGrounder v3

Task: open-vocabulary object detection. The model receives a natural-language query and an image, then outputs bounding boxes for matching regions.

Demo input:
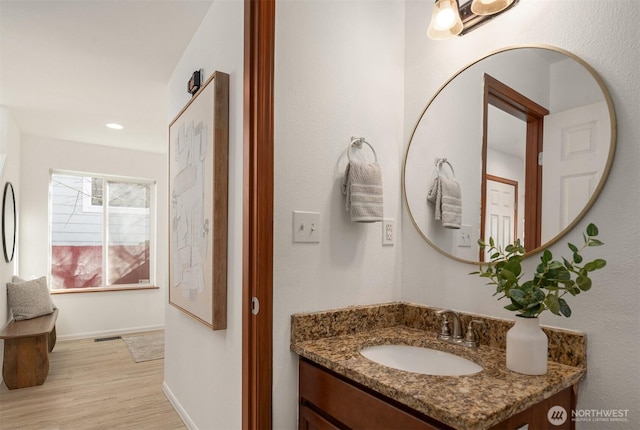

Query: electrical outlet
[382,219,394,246]
[293,211,320,243]
[458,224,472,247]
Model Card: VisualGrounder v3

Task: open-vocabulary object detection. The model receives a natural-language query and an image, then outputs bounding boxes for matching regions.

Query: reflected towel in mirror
[342,161,383,223]
[427,176,461,229]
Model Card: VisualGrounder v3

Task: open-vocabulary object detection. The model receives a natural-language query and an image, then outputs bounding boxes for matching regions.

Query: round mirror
[403,45,616,264]
[2,182,16,263]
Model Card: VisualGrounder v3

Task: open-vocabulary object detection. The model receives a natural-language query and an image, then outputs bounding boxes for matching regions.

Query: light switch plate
[293,211,320,243]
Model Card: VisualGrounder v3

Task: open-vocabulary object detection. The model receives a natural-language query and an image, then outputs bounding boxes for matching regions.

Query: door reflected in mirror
[482,73,548,260]
[403,46,616,264]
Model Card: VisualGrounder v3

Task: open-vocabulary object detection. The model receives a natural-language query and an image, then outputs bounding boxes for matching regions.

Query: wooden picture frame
[168,71,229,330]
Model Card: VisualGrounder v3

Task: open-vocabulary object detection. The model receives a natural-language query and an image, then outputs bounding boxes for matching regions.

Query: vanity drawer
[299,358,449,429]
[299,404,341,430]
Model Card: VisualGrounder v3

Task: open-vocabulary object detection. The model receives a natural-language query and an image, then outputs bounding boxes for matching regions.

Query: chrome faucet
[436,309,462,340]
[435,309,484,348]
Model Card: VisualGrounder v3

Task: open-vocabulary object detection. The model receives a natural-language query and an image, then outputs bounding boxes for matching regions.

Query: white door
[484,177,517,261]
[542,101,610,242]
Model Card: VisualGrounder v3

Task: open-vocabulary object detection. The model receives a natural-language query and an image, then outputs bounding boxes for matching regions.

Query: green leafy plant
[470,223,606,318]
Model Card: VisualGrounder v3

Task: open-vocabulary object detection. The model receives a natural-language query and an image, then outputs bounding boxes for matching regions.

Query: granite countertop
[291,302,587,430]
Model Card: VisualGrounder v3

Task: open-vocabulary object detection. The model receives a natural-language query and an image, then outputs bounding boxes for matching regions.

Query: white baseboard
[163,381,198,430]
[57,324,165,341]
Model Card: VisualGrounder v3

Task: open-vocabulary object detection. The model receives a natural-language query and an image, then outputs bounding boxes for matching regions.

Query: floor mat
[122,332,164,363]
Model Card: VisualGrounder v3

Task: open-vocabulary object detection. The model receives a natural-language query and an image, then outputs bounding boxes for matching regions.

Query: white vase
[506,316,548,375]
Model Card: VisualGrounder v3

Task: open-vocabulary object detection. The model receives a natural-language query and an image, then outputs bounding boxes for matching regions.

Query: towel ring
[347,137,378,162]
[436,157,455,180]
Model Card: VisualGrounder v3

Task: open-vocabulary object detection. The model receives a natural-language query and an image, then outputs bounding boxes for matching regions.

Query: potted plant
[470,223,606,375]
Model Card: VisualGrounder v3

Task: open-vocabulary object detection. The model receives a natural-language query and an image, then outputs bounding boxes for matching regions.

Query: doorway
[243,0,275,428]
[480,74,549,259]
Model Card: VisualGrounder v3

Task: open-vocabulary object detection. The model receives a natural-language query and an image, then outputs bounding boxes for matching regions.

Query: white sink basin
[360,344,483,376]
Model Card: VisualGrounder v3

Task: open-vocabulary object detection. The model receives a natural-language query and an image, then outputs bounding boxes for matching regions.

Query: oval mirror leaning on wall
[2,182,16,263]
[403,45,616,264]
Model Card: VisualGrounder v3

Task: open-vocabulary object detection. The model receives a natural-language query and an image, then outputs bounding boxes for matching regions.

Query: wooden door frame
[480,74,549,258]
[243,0,275,428]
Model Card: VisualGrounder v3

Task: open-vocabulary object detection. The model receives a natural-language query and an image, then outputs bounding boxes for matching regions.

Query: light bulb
[435,8,456,29]
[427,0,463,39]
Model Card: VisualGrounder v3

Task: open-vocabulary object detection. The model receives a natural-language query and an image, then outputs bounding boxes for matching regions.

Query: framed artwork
[168,71,229,330]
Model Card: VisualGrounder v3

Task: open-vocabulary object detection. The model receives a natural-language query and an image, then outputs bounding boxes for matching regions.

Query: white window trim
[49,169,157,291]
[81,176,151,215]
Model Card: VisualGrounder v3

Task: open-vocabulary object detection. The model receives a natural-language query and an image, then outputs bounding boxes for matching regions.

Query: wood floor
[0,332,186,430]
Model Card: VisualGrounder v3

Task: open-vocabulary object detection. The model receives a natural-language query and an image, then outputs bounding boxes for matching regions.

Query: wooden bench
[0,308,58,390]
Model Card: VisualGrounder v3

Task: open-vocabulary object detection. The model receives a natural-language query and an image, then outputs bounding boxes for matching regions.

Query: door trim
[243,0,275,428]
[480,74,549,258]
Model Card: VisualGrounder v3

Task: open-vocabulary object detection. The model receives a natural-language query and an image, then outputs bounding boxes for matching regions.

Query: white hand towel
[427,176,443,219]
[342,161,383,223]
[427,176,462,229]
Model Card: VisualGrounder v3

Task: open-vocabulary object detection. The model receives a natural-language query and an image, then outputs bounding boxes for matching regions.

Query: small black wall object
[188,70,201,95]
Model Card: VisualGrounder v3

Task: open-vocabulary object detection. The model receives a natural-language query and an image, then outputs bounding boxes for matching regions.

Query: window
[49,171,156,291]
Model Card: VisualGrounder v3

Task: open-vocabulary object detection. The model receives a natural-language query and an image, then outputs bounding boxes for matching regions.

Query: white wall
[550,57,604,112]
[163,1,244,429]
[403,1,640,428]
[0,106,21,386]
[273,1,405,428]
[18,135,166,339]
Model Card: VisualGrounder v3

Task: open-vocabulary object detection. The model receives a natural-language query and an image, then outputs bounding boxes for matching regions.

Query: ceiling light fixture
[471,0,514,15]
[427,0,464,40]
[427,0,519,40]
[106,123,124,130]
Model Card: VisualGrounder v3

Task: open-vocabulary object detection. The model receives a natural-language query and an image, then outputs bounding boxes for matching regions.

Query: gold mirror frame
[2,182,16,263]
[402,45,617,264]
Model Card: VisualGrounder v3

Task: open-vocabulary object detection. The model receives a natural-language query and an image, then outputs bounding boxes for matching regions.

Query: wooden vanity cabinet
[490,385,575,430]
[299,358,451,429]
[299,358,575,430]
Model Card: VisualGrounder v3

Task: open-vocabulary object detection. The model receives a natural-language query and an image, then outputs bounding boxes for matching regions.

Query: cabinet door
[299,404,341,430]
[492,386,575,430]
[299,359,445,430]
